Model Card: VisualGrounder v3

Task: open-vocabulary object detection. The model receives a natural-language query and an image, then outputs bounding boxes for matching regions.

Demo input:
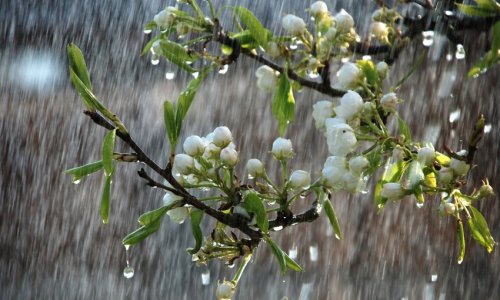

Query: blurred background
[1,0,499,299]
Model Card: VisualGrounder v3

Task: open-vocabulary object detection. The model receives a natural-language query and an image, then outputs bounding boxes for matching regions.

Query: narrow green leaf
[357,59,379,86]
[457,219,466,264]
[475,0,500,11]
[100,175,112,224]
[187,210,204,254]
[265,237,287,274]
[67,43,92,89]
[122,219,162,246]
[138,205,171,226]
[243,192,269,233]
[324,199,342,239]
[69,68,97,111]
[375,159,409,211]
[159,40,200,73]
[468,206,496,252]
[234,6,270,48]
[65,160,103,182]
[397,115,411,143]
[175,66,213,137]
[395,52,425,90]
[283,253,303,272]
[491,21,500,53]
[272,74,295,136]
[457,4,498,17]
[102,129,117,177]
[163,100,178,151]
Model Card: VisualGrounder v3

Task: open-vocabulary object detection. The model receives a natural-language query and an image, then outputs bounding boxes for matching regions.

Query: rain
[1,0,499,299]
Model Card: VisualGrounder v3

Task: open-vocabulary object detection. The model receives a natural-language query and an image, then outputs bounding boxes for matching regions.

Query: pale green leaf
[100,175,112,224]
[187,210,204,254]
[324,199,342,239]
[243,192,269,233]
[65,160,103,182]
[234,6,270,48]
[102,129,116,177]
[67,43,92,89]
[163,100,178,151]
[272,74,295,135]
[122,219,162,246]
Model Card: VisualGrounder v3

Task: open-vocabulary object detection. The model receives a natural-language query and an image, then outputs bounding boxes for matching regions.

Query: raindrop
[448,109,461,123]
[457,258,463,265]
[416,202,424,208]
[422,31,434,47]
[143,29,152,34]
[227,263,235,269]
[273,226,284,231]
[218,65,229,74]
[362,55,371,61]
[151,58,160,65]
[165,72,175,80]
[307,71,319,79]
[455,44,465,60]
[186,61,193,65]
[484,124,492,133]
[192,72,200,79]
[288,246,298,259]
[73,179,81,185]
[445,10,453,16]
[340,57,349,63]
[446,53,453,61]
[123,266,135,279]
[431,274,438,282]
[289,44,298,50]
[247,174,254,180]
[201,270,210,285]
[309,245,318,262]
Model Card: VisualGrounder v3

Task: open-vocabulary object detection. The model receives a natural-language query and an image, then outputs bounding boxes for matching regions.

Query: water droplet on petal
[123,266,134,278]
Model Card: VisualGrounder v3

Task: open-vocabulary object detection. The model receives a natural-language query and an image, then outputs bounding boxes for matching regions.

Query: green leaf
[272,74,295,136]
[141,35,162,56]
[324,199,342,239]
[457,219,466,264]
[100,175,112,224]
[234,6,270,48]
[265,237,287,274]
[243,192,269,233]
[122,219,162,246]
[67,43,92,89]
[357,59,379,86]
[187,210,204,254]
[158,40,200,73]
[102,129,116,177]
[65,160,103,183]
[69,68,97,111]
[491,21,500,52]
[229,30,260,49]
[138,205,171,226]
[175,66,213,137]
[397,115,411,143]
[457,4,498,17]
[468,21,500,77]
[163,101,178,151]
[284,253,303,272]
[475,0,500,11]
[468,206,496,252]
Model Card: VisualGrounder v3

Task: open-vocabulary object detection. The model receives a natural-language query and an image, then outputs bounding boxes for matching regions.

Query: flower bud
[442,202,456,215]
[212,126,233,148]
[336,62,360,89]
[173,154,194,175]
[325,121,357,156]
[349,156,369,176]
[220,147,239,167]
[417,146,436,166]
[266,42,280,58]
[322,156,347,188]
[438,167,454,184]
[310,1,328,18]
[154,7,175,28]
[324,26,337,41]
[163,192,183,206]
[342,172,364,194]
[376,61,388,78]
[312,100,334,130]
[288,170,311,190]
[370,22,389,41]
[282,14,307,36]
[334,9,354,32]
[255,65,278,92]
[392,146,406,161]
[380,92,399,111]
[246,159,265,178]
[272,137,294,160]
[216,280,236,300]
[450,158,470,176]
[408,161,425,188]
[335,90,364,120]
[380,182,405,200]
[203,143,221,160]
[183,135,207,157]
[475,179,495,199]
[163,192,188,223]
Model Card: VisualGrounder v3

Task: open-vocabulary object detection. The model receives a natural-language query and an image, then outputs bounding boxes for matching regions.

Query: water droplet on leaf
[123,266,134,279]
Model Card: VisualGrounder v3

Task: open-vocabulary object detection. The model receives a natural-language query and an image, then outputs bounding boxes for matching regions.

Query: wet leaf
[102,129,116,177]
[467,206,496,252]
[229,30,259,49]
[65,160,103,182]
[243,192,269,233]
[67,43,92,89]
[457,219,466,264]
[324,199,342,239]
[264,237,303,274]
[122,219,162,246]
[272,74,295,136]
[163,101,178,151]
[159,40,200,73]
[468,21,500,77]
[100,175,112,224]
[284,253,303,272]
[187,210,204,254]
[138,205,171,226]
[234,6,270,48]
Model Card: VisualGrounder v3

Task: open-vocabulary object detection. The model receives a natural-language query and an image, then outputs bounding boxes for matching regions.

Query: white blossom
[376,61,389,77]
[408,161,425,188]
[310,1,328,17]
[349,156,369,176]
[312,100,334,130]
[325,121,357,156]
[370,22,389,41]
[322,156,348,188]
[212,126,232,148]
[334,90,364,120]
[255,65,278,92]
[438,167,454,184]
[417,146,436,166]
[288,170,311,190]
[154,7,176,28]
[442,202,456,215]
[342,171,366,193]
[380,182,405,199]
[220,147,239,167]
[183,135,207,157]
[271,137,294,160]
[203,143,221,160]
[216,280,236,300]
[163,192,188,224]
[282,14,307,36]
[246,159,265,178]
[336,62,361,89]
[450,158,470,176]
[334,9,354,32]
[380,92,399,111]
[173,154,194,175]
